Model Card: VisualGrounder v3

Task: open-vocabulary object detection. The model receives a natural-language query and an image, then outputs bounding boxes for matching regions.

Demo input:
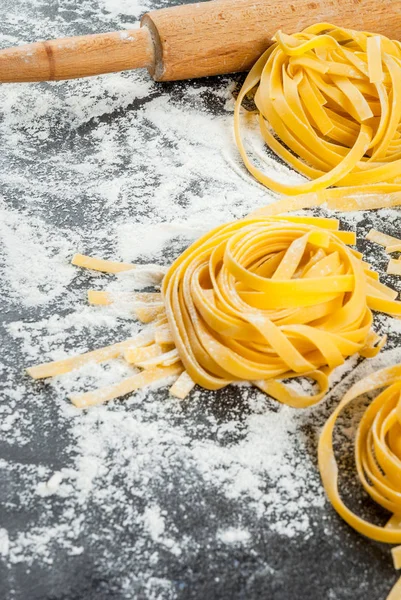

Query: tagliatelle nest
[26,211,401,599]
[235,23,401,209]
[319,362,401,600]
[27,213,401,408]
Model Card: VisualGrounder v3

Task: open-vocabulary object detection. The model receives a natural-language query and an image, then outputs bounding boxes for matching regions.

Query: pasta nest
[235,23,401,203]
[318,363,401,600]
[27,214,401,408]
[162,215,388,405]
[320,363,401,546]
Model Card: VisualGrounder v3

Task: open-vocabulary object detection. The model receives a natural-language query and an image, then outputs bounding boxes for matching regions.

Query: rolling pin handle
[0,26,155,83]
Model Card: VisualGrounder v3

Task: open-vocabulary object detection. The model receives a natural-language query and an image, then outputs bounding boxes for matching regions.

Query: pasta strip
[133,304,165,324]
[386,245,401,254]
[88,290,162,305]
[387,577,401,600]
[235,23,401,208]
[155,323,174,345]
[134,349,180,369]
[124,344,163,364]
[27,215,401,412]
[387,259,401,276]
[26,338,139,379]
[392,546,401,570]
[169,371,196,400]
[72,253,135,273]
[366,229,401,247]
[87,289,164,322]
[70,364,183,409]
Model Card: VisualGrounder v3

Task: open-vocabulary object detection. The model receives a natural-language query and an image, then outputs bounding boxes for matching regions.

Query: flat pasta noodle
[124,343,164,364]
[161,215,401,403]
[87,290,162,306]
[365,228,401,279]
[25,215,401,596]
[318,363,401,599]
[27,215,401,408]
[387,577,401,600]
[70,364,183,408]
[366,229,401,248]
[387,259,401,276]
[26,338,140,379]
[71,253,135,273]
[235,23,401,209]
[169,371,196,400]
[88,289,164,322]
[386,245,401,254]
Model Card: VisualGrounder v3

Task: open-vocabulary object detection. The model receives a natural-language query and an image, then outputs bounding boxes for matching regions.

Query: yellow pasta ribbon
[318,363,401,599]
[319,364,401,543]
[26,217,401,599]
[161,215,399,404]
[27,215,401,408]
[235,23,401,207]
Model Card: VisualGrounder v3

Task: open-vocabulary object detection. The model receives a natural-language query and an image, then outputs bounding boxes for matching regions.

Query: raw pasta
[365,228,401,276]
[318,363,401,598]
[26,214,401,596]
[235,23,401,208]
[27,214,401,407]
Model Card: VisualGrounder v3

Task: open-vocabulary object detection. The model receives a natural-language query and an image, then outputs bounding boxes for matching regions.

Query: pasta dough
[27,214,401,407]
[235,23,401,207]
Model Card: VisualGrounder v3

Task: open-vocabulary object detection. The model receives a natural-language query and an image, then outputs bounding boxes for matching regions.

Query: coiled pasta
[319,363,401,599]
[27,214,401,407]
[26,214,401,599]
[235,23,401,206]
[320,363,401,543]
[161,214,397,406]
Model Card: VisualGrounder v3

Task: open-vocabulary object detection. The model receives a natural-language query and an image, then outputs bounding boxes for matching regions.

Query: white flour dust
[1,0,401,597]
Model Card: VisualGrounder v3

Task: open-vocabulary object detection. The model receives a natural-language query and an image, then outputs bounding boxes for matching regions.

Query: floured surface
[1,1,401,599]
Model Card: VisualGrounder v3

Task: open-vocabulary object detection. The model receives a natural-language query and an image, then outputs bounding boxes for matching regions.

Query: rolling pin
[1,0,401,83]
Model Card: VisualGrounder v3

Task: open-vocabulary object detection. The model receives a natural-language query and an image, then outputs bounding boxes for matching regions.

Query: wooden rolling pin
[2,0,401,83]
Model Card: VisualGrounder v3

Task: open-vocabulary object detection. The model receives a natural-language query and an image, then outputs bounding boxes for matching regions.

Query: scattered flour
[0,204,77,308]
[36,471,64,497]
[1,0,401,598]
[217,527,251,545]
[0,530,9,557]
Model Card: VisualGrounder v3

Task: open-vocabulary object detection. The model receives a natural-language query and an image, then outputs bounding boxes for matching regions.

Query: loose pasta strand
[365,228,401,279]
[169,371,196,400]
[26,337,141,379]
[70,364,183,409]
[72,253,135,273]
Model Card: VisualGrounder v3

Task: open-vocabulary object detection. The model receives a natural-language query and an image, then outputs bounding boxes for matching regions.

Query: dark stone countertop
[1,2,401,599]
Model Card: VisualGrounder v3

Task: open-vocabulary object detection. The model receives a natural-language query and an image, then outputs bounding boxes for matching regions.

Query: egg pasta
[235,23,401,208]
[27,214,401,408]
